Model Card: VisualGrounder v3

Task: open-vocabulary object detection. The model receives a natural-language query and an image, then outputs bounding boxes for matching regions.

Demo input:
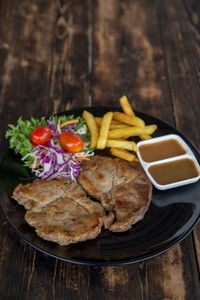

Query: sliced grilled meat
[13,179,114,246]
[77,155,152,232]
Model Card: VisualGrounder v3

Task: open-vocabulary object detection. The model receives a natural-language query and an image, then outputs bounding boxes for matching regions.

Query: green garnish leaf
[5,114,91,168]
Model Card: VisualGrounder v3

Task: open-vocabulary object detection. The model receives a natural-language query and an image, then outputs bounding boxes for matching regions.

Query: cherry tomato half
[59,132,83,153]
[30,126,52,146]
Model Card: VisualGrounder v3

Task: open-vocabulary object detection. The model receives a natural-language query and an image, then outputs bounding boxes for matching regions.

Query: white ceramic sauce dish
[137,134,200,190]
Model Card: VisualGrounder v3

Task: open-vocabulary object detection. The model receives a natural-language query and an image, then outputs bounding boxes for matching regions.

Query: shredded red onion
[25,119,93,182]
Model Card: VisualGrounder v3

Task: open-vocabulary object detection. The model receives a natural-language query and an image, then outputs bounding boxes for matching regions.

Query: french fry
[119,96,146,141]
[97,112,113,149]
[139,134,152,140]
[109,123,128,129]
[95,117,103,127]
[84,96,158,163]
[113,111,145,127]
[110,119,126,126]
[106,139,137,152]
[119,95,135,116]
[95,117,127,128]
[110,147,139,162]
[108,125,157,139]
[82,110,99,148]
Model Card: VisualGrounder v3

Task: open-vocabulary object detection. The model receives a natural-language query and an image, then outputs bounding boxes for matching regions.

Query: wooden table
[0,0,200,299]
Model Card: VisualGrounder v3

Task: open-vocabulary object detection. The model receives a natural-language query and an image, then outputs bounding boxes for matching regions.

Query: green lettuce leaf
[5,114,91,167]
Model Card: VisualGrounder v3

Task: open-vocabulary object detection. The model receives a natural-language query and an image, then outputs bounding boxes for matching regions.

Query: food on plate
[138,138,186,162]
[12,155,152,244]
[82,110,99,148]
[6,96,156,246]
[148,157,199,186]
[106,139,137,152]
[110,147,138,162]
[83,95,157,162]
[30,126,52,146]
[139,134,152,140]
[119,95,151,141]
[119,95,136,117]
[6,95,158,177]
[113,111,145,127]
[97,112,113,149]
[108,125,157,139]
[77,155,152,232]
[5,114,93,181]
[13,179,114,246]
[59,132,83,153]
[95,117,127,129]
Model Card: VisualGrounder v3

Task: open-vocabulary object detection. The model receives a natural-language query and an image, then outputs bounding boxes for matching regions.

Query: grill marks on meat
[25,197,103,246]
[78,156,152,232]
[110,181,152,232]
[76,156,115,210]
[13,179,114,246]
[12,156,152,246]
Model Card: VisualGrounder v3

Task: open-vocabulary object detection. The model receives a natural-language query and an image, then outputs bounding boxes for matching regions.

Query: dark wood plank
[0,0,90,154]
[0,0,91,299]
[0,231,90,299]
[92,0,172,121]
[0,0,200,299]
[157,0,200,277]
[158,0,200,143]
[88,238,199,300]
[91,0,200,299]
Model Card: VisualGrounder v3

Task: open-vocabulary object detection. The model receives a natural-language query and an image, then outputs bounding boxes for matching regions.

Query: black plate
[0,107,200,266]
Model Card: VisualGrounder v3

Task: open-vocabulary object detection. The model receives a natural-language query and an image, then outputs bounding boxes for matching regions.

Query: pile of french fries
[82,96,157,162]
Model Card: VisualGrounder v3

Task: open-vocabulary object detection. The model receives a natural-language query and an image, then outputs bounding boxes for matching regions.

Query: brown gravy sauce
[139,139,186,162]
[148,158,199,185]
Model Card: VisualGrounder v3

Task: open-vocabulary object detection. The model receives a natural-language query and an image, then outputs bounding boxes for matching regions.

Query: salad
[5,114,94,181]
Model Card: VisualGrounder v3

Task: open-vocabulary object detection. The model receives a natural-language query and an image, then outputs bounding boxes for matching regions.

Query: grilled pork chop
[12,156,152,244]
[77,155,152,232]
[13,179,114,246]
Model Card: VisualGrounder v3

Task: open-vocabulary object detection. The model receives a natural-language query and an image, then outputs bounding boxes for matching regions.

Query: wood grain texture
[157,0,200,277]
[90,0,200,299]
[0,0,90,156]
[0,0,91,299]
[0,0,200,299]
[92,0,172,121]
[158,0,200,143]
[91,3,200,300]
